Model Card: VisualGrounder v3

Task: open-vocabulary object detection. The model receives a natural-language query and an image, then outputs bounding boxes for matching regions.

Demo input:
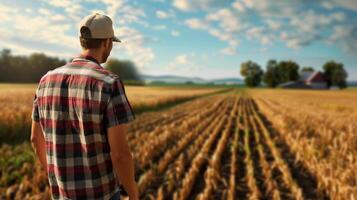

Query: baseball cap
[79,13,121,42]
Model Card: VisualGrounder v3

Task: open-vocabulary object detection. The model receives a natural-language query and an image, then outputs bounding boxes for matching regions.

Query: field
[0,83,226,144]
[1,86,357,200]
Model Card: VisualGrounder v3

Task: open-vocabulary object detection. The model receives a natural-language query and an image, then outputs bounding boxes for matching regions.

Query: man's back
[32,55,135,199]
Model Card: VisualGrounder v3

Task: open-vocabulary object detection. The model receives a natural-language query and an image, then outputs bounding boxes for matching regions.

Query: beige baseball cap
[79,13,121,42]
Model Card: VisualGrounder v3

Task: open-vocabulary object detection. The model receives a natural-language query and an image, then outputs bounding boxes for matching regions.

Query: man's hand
[107,124,139,200]
[31,120,47,171]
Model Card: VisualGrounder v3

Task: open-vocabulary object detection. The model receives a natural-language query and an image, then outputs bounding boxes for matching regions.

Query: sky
[0,0,357,80]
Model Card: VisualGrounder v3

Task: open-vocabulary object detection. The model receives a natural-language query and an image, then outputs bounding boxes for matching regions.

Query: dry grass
[0,83,224,144]
[2,88,356,200]
[250,89,357,199]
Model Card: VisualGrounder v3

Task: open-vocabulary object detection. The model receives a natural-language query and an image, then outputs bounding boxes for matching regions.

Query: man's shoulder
[39,62,121,85]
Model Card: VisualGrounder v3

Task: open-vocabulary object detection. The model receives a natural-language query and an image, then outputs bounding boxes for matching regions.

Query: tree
[323,61,348,88]
[262,60,300,88]
[301,66,315,73]
[240,61,263,87]
[263,60,279,88]
[276,60,300,83]
[105,59,143,84]
[0,49,66,83]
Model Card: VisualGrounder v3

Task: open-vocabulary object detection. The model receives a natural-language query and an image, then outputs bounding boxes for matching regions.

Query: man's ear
[103,38,111,48]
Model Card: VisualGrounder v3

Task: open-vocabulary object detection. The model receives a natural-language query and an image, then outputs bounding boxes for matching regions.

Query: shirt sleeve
[104,78,135,128]
[31,92,40,122]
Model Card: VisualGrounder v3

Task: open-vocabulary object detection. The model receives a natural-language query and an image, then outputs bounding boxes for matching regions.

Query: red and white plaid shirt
[31,55,135,199]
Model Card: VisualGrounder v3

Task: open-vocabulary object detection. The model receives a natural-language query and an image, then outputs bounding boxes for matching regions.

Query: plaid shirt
[31,55,135,199]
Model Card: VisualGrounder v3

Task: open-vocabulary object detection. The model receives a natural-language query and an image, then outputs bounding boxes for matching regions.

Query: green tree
[0,49,12,81]
[301,66,315,73]
[263,60,279,88]
[0,49,65,83]
[276,60,300,83]
[323,61,348,88]
[240,61,263,87]
[105,59,143,84]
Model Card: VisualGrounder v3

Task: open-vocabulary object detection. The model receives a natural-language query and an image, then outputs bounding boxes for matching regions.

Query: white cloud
[181,0,355,54]
[156,10,175,19]
[156,10,169,19]
[51,14,67,22]
[114,5,146,25]
[283,34,321,49]
[220,46,236,55]
[114,27,155,68]
[0,1,155,70]
[206,8,243,32]
[38,8,51,16]
[171,30,181,37]
[0,4,78,56]
[153,25,167,30]
[101,0,125,19]
[260,47,268,52]
[261,36,271,45]
[175,55,188,65]
[166,54,200,73]
[321,2,334,10]
[328,25,357,52]
[280,32,288,40]
[332,0,357,11]
[331,12,346,22]
[265,19,281,30]
[246,27,273,45]
[84,0,145,26]
[173,0,231,11]
[242,0,292,17]
[232,1,245,12]
[42,0,83,21]
[289,10,346,33]
[242,0,254,8]
[208,28,231,41]
[246,27,264,39]
[185,18,210,30]
[0,4,16,21]
[46,0,72,8]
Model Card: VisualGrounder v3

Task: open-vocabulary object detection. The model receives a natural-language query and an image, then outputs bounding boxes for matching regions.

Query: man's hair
[79,26,107,49]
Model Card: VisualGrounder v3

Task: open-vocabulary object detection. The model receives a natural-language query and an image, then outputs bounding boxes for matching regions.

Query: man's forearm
[31,138,47,171]
[111,153,138,198]
[31,121,48,172]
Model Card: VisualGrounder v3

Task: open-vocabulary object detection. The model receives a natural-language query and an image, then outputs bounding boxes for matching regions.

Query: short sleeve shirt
[31,55,135,199]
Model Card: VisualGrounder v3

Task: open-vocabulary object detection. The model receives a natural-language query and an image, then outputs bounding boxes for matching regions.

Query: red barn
[280,71,328,89]
[305,71,328,89]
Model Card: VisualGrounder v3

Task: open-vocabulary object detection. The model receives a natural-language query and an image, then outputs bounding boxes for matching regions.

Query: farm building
[280,71,328,89]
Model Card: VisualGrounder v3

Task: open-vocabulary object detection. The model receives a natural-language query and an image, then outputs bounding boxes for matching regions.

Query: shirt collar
[73,54,102,67]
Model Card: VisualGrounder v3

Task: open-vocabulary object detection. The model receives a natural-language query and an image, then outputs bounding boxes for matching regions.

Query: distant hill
[211,78,244,85]
[141,74,244,85]
[348,81,357,87]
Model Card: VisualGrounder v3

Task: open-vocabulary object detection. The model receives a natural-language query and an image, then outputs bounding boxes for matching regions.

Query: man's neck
[81,49,102,64]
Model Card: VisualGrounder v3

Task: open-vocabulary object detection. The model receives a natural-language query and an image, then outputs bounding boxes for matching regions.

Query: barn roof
[299,71,314,81]
[306,71,327,83]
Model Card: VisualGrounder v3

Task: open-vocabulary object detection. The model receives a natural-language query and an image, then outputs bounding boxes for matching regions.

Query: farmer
[30,13,138,200]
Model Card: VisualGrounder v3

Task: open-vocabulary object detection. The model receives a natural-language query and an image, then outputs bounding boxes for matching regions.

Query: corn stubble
[1,88,356,200]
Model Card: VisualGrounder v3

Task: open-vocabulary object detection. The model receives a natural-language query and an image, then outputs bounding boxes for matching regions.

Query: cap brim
[113,36,121,42]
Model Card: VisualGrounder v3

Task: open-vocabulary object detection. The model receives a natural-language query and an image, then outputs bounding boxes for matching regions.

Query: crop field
[1,88,357,200]
[0,84,225,144]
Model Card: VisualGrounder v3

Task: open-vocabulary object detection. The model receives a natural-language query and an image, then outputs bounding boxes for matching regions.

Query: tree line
[0,49,66,83]
[240,59,348,88]
[0,49,142,84]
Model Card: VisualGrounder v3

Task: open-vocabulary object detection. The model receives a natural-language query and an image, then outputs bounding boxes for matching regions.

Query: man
[30,13,139,200]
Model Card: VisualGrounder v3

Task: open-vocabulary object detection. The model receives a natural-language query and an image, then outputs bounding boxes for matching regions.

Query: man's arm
[30,120,47,171]
[107,124,139,200]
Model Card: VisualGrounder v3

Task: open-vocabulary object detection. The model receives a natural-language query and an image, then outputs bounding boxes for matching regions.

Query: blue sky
[0,0,357,80]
